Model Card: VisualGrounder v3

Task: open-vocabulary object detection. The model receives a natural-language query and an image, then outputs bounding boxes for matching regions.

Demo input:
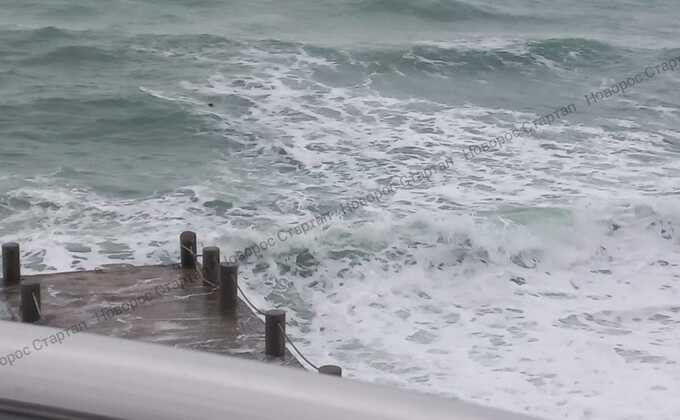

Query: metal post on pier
[265,310,286,358]
[202,246,220,286]
[21,282,41,323]
[219,263,238,312]
[180,231,197,268]
[2,242,21,286]
[318,365,343,377]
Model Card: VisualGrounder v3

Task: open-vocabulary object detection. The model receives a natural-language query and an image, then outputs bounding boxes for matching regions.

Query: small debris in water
[590,269,612,275]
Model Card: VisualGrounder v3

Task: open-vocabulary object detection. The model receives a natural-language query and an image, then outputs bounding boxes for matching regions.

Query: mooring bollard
[21,282,41,323]
[2,242,21,286]
[202,246,220,286]
[219,262,238,311]
[180,231,197,268]
[265,309,286,357]
[318,365,343,377]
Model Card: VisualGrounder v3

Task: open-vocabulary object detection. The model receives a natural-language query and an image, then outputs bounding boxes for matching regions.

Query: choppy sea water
[1,1,680,419]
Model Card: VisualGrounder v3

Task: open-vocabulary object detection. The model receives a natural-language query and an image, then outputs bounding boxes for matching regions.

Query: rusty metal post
[180,231,197,268]
[202,246,220,286]
[2,242,20,286]
[219,262,238,311]
[21,281,41,323]
[318,365,343,377]
[265,309,286,357]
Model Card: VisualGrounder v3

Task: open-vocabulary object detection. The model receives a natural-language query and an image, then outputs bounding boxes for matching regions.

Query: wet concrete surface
[0,264,302,368]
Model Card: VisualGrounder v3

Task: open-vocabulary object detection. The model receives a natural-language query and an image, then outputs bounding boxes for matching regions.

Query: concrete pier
[0,264,301,368]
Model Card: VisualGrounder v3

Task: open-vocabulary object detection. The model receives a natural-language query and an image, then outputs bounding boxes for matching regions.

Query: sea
[1,1,679,419]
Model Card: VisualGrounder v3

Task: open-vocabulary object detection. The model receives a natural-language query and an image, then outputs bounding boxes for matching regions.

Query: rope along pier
[180,231,339,375]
